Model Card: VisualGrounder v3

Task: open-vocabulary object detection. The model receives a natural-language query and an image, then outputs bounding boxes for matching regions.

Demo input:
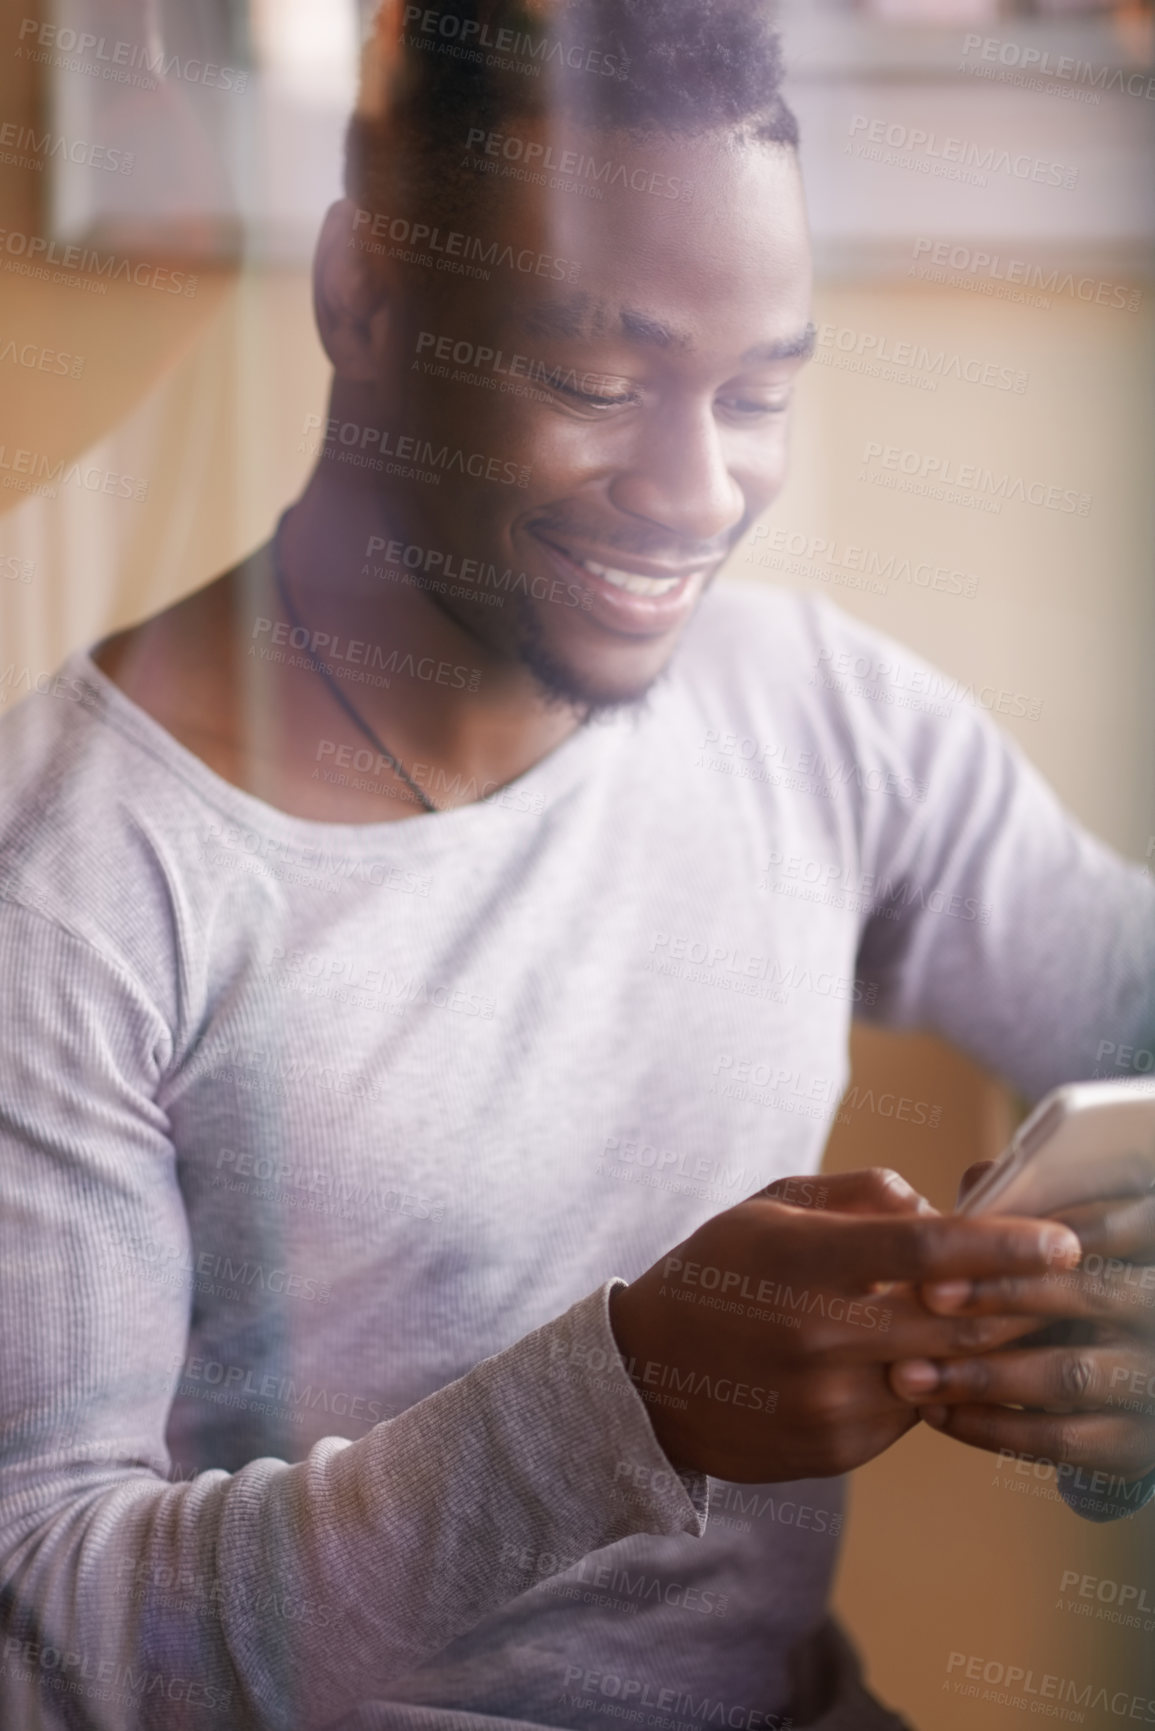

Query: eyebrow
[516,297,815,364]
[741,324,816,364]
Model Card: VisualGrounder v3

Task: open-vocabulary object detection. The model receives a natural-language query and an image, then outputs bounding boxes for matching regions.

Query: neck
[267,450,585,811]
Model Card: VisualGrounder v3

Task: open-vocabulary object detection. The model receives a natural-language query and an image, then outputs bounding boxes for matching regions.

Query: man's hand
[608,1168,1079,1485]
[890,1162,1155,1485]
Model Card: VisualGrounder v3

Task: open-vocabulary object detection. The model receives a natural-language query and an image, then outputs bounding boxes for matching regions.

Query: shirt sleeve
[848,655,1155,1104]
[0,900,706,1731]
[829,623,1155,1528]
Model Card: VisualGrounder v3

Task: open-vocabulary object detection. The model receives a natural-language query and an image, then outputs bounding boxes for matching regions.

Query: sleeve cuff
[597,1278,711,1529]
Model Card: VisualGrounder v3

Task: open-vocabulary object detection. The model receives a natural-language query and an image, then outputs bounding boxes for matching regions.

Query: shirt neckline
[66,646,636,857]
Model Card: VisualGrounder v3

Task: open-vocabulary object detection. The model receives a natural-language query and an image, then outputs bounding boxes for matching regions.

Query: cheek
[733,428,791,506]
[410,377,549,466]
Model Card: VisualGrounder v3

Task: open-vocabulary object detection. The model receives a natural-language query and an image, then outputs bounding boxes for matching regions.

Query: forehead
[441,125,811,352]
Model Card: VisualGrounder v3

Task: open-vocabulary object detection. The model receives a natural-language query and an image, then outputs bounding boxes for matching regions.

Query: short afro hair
[346,0,797,219]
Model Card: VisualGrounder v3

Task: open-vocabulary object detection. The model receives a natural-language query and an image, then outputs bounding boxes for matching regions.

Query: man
[1,1,1153,1727]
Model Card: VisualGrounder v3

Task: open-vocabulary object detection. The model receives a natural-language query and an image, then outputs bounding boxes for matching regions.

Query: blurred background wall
[1,1,1152,1726]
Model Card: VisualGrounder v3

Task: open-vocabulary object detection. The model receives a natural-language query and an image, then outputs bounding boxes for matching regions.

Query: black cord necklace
[269,511,438,815]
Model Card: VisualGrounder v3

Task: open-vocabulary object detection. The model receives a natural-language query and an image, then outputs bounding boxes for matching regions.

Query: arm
[827,623,1155,1513]
[851,664,1155,1099]
[0,902,706,1731]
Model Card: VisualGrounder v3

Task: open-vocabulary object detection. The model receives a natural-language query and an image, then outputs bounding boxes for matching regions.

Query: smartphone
[956,1079,1155,1219]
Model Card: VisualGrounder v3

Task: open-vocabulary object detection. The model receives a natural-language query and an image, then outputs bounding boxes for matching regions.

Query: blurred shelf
[777,1,1154,80]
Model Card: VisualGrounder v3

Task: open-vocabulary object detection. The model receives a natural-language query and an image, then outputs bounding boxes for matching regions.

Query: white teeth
[581,559,683,597]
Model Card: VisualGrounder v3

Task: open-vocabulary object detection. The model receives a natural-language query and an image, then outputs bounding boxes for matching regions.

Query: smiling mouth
[535,534,718,598]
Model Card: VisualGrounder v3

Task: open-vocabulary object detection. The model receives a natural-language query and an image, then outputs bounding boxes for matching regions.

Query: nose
[607,403,747,546]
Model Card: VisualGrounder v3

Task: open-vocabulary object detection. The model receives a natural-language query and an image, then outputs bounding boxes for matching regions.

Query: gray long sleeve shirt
[1,583,1153,1731]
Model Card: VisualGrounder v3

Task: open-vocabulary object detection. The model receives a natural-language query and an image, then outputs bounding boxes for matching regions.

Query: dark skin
[891,1163,1155,1485]
[96,126,813,816]
[94,123,1155,1488]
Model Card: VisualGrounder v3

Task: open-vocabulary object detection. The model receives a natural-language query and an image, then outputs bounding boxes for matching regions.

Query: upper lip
[533,531,722,583]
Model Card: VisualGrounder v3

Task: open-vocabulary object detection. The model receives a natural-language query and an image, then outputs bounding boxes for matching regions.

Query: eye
[717,393,791,421]
[554,381,640,413]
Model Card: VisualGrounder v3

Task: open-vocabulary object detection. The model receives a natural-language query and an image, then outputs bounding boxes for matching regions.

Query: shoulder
[680,577,965,735]
[0,650,207,1023]
[675,578,1012,811]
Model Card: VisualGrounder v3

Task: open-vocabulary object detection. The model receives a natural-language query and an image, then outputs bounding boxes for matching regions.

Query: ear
[313,198,394,383]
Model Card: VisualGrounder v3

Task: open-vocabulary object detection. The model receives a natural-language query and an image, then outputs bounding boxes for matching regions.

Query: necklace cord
[269,512,439,816]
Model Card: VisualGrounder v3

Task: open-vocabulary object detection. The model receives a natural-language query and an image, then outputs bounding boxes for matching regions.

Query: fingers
[1051,1194,1155,1265]
[759,1168,936,1216]
[912,1403,1155,1483]
[889,1345,1154,1412]
[920,1263,1155,1329]
[821,1299,1043,1364]
[826,1211,1080,1292]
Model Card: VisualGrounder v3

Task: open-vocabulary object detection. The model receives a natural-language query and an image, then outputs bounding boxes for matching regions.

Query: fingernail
[894,1360,940,1396]
[920,1405,948,1429]
[1040,1227,1080,1267]
[923,1279,972,1312]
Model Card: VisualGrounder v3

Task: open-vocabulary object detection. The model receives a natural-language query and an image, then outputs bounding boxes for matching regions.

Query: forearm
[1,1283,706,1731]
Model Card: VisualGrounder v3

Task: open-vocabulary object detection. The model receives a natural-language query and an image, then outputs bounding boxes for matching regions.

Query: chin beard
[509,592,672,719]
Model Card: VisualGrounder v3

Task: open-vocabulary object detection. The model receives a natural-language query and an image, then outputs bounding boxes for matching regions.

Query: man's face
[365,123,812,709]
